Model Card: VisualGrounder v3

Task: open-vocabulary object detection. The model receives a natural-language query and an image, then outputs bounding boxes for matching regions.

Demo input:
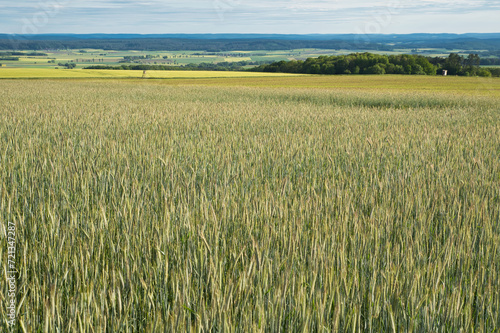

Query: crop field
[0,75,499,331]
[0,49,297,69]
[1,47,490,70]
[0,68,303,79]
[144,75,500,97]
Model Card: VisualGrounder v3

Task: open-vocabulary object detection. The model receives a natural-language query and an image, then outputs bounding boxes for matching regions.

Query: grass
[0,77,499,331]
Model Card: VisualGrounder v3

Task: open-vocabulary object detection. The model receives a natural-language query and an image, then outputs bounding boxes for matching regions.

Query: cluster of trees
[192,52,258,57]
[0,51,24,56]
[487,68,500,77]
[0,51,47,57]
[427,53,492,76]
[252,53,437,75]
[58,62,76,69]
[481,59,500,66]
[85,60,267,71]
[0,51,48,61]
[120,55,156,62]
[183,61,265,70]
[26,52,48,56]
[252,53,497,77]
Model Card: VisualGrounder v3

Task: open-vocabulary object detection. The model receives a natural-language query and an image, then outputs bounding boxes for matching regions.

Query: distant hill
[1,33,500,51]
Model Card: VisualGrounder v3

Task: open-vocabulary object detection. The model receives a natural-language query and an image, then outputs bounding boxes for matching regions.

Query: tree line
[0,38,386,52]
[83,53,500,77]
[84,60,268,71]
[250,53,496,77]
[2,33,500,51]
[0,51,48,56]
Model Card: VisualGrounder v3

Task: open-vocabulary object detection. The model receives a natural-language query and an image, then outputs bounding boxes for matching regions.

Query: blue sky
[1,0,499,34]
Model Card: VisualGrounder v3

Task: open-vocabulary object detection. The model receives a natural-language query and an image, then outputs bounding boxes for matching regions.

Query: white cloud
[0,0,498,34]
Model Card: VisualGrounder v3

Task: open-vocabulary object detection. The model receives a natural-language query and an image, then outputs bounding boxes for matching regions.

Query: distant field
[0,49,296,69]
[2,47,497,70]
[1,68,498,97]
[0,68,303,79]
[0,76,499,331]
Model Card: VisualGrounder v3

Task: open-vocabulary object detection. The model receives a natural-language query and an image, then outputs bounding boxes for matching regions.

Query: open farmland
[0,68,303,79]
[0,47,484,70]
[0,76,499,331]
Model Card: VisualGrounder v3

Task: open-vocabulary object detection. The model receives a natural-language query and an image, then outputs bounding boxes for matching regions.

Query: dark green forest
[2,33,500,52]
[251,53,498,77]
[0,38,389,52]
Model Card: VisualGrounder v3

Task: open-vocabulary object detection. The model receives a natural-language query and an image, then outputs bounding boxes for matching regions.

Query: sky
[1,0,499,35]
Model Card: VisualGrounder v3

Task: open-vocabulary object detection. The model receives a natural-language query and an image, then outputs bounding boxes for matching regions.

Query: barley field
[0,77,499,332]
